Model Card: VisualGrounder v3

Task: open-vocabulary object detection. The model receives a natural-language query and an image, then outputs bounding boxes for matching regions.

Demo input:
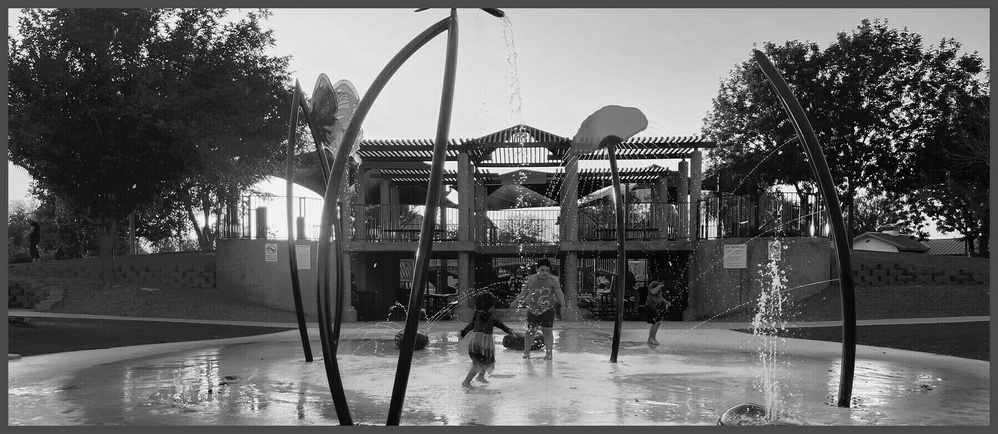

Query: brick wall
[832,249,988,286]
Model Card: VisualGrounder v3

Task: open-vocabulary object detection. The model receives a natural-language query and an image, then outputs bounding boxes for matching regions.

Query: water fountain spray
[570,105,648,362]
[752,49,857,408]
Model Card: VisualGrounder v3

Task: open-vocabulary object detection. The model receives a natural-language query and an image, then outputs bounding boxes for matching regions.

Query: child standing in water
[645,279,670,345]
[511,258,566,360]
[459,292,518,389]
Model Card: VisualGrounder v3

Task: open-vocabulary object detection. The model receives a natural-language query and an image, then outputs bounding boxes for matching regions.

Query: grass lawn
[732,321,989,361]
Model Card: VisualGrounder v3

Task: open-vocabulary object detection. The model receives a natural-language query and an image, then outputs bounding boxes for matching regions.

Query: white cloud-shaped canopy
[571,105,648,154]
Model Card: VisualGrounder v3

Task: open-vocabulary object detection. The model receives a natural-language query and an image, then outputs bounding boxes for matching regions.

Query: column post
[683,151,703,321]
[678,159,690,239]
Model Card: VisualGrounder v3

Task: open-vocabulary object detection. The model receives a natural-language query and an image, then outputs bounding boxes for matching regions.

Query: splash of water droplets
[751,247,790,423]
[500,16,524,123]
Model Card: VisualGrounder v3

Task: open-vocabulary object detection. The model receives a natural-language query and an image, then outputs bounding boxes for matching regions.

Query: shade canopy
[485,184,557,210]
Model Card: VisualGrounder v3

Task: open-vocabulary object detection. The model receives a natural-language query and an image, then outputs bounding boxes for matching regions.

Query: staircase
[8,279,64,311]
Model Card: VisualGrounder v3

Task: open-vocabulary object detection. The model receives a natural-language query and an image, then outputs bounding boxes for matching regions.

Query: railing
[219,193,831,243]
[698,192,830,239]
[349,204,458,242]
[578,201,689,241]
[483,209,560,245]
[218,195,324,240]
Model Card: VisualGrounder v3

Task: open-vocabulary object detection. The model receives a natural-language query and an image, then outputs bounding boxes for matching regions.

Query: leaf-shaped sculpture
[570,105,648,154]
[332,79,364,164]
[310,73,339,151]
[311,75,365,165]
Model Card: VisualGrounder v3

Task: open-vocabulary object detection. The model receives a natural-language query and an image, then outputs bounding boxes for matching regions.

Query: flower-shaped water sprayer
[571,105,647,363]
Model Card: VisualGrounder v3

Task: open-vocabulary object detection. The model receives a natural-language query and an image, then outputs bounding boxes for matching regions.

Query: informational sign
[723,244,748,269]
[295,244,311,270]
[768,240,782,261]
[265,243,278,262]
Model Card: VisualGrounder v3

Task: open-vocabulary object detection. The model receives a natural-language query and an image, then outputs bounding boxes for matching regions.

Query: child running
[511,258,567,360]
[458,292,518,389]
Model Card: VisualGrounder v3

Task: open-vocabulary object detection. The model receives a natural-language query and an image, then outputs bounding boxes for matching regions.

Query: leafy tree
[8,8,294,281]
[904,94,990,256]
[703,40,824,197]
[851,190,928,239]
[494,212,547,244]
[815,19,927,241]
[151,9,294,251]
[702,19,988,247]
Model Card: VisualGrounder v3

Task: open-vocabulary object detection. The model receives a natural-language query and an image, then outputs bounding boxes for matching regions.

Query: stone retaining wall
[832,250,988,286]
[7,252,216,289]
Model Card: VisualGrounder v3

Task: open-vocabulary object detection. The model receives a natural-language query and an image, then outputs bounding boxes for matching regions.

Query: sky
[5,8,991,237]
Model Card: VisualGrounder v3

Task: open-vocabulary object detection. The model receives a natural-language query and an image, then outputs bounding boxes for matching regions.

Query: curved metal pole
[752,49,856,408]
[294,81,330,184]
[285,81,313,362]
[387,9,459,425]
[606,140,627,363]
[311,14,453,426]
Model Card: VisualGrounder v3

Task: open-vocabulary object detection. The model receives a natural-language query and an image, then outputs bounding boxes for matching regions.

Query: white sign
[265,243,278,262]
[295,244,311,270]
[768,240,782,261]
[723,244,748,269]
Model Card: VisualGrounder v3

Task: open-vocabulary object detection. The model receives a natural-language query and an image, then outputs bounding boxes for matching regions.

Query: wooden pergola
[294,123,714,322]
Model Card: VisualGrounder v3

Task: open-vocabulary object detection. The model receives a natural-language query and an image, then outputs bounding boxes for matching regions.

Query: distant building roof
[853,232,930,253]
[923,238,976,256]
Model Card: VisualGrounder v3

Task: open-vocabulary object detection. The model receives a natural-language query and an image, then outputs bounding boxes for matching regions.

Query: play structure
[276,8,857,426]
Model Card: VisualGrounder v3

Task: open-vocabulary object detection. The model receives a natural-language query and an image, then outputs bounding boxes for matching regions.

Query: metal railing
[578,201,689,241]
[348,204,459,242]
[698,192,830,239]
[484,209,561,245]
[218,195,325,240]
[219,192,831,243]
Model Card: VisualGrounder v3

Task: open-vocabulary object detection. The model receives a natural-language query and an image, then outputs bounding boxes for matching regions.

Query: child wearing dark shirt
[646,280,671,345]
[458,292,517,389]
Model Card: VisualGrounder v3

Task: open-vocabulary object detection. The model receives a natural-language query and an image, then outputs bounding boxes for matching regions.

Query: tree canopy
[702,18,988,255]
[8,8,295,278]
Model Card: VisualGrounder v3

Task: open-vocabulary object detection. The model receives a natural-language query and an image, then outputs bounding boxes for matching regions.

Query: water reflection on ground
[8,328,990,426]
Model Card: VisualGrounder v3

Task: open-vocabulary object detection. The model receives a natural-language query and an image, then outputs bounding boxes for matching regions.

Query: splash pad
[8,322,988,425]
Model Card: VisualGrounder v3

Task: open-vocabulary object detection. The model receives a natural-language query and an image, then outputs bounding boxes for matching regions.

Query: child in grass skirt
[458,292,518,388]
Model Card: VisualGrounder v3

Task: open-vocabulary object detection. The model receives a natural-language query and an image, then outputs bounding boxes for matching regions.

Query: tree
[702,19,988,247]
[151,9,294,251]
[494,212,547,244]
[815,19,927,242]
[8,8,294,282]
[851,190,928,239]
[905,94,990,256]
[702,40,824,197]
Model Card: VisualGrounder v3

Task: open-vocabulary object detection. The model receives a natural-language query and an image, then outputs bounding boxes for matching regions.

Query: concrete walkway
[7,310,990,426]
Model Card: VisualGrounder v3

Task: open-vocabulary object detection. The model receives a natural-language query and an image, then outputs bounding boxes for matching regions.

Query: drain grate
[466,389,501,395]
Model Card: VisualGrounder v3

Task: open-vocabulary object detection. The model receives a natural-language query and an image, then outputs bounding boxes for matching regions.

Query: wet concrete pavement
[7,313,991,426]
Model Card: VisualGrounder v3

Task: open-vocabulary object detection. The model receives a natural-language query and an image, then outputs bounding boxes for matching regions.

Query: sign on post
[295,244,311,270]
[265,243,278,262]
[768,240,782,261]
[723,244,747,269]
